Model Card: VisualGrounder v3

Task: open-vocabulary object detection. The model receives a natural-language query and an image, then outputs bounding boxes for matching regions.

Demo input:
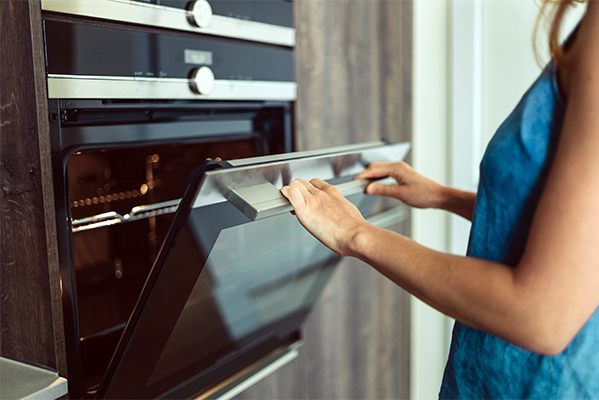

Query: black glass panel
[99,189,377,399]
[146,202,341,387]
[44,21,294,81]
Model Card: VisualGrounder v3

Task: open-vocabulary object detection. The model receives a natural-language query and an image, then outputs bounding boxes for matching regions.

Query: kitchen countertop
[0,357,67,400]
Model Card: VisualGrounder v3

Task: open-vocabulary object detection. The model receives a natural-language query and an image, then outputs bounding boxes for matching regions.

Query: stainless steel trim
[41,0,296,47]
[228,177,397,221]
[47,74,297,100]
[226,141,388,167]
[192,341,302,400]
[194,142,412,210]
[213,349,299,400]
[366,204,409,229]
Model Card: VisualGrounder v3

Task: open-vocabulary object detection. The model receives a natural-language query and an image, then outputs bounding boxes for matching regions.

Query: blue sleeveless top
[439,63,599,399]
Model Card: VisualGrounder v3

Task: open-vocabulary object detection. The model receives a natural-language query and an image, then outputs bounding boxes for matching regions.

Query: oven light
[114,258,123,279]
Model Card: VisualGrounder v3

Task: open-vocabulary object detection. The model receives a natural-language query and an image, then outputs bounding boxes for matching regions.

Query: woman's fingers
[281,177,368,256]
[309,178,334,192]
[355,161,395,180]
[290,178,320,194]
[281,178,322,210]
[286,178,337,197]
[280,185,306,212]
[366,182,398,196]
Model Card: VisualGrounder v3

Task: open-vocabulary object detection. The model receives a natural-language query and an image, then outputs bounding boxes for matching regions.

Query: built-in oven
[41,1,410,398]
[57,112,289,397]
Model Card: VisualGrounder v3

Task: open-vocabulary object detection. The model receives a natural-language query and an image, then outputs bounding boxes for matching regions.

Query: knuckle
[397,161,412,171]
[324,184,340,194]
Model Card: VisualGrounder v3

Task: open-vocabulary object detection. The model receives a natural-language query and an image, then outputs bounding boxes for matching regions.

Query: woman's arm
[354,161,477,220]
[282,179,531,350]
[281,1,599,356]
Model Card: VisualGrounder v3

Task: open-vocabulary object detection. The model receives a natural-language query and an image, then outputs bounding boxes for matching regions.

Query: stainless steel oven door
[96,141,410,399]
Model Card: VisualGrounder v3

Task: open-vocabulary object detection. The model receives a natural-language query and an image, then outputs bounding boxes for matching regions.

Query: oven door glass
[96,141,410,399]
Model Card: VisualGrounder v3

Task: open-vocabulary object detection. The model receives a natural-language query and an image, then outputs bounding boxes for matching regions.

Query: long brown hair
[535,0,586,67]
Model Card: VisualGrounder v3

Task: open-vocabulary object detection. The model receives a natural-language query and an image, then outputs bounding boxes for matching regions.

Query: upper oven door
[96,141,410,399]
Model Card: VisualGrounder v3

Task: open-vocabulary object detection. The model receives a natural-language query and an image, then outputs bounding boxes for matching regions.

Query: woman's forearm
[281,175,594,356]
[348,225,573,355]
[436,186,477,221]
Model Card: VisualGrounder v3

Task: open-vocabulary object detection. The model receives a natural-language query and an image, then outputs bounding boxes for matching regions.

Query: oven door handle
[227,177,395,221]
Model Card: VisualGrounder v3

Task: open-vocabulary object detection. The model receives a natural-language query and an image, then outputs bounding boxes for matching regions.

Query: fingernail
[367,184,376,194]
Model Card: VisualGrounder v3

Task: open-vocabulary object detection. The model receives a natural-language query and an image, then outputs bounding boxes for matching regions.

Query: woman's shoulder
[558,1,599,103]
[576,1,599,68]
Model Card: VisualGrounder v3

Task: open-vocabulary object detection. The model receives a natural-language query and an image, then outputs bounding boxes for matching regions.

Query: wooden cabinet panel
[0,0,66,375]
[302,257,411,399]
[235,0,412,398]
[294,0,412,150]
[296,1,412,396]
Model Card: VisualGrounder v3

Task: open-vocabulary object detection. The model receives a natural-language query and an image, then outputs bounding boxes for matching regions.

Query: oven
[41,1,410,398]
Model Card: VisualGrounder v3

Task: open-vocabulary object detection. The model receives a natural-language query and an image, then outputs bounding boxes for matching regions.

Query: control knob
[189,66,215,95]
[187,0,213,28]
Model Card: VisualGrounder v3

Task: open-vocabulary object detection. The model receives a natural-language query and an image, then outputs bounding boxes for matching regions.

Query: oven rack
[71,199,180,233]
[71,199,409,233]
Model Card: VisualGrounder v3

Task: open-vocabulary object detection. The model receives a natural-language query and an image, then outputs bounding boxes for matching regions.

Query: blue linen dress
[439,63,599,399]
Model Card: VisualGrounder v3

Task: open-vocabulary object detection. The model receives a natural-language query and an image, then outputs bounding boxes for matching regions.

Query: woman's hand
[356,161,476,220]
[354,161,445,209]
[280,178,371,257]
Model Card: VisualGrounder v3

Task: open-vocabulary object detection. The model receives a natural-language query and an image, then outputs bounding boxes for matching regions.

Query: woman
[280,0,599,397]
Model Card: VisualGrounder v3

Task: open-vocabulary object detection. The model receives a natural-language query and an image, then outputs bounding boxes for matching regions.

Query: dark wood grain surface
[235,0,412,398]
[0,0,66,375]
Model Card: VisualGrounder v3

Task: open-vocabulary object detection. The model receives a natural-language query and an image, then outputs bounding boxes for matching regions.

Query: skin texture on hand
[355,161,477,221]
[280,178,370,256]
[354,161,446,209]
[280,161,476,256]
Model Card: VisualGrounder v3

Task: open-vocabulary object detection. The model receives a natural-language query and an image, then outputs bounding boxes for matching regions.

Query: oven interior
[56,101,291,394]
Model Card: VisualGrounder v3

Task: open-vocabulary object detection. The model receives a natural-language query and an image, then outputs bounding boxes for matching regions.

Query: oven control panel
[42,0,295,100]
[44,19,295,100]
[41,0,294,46]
